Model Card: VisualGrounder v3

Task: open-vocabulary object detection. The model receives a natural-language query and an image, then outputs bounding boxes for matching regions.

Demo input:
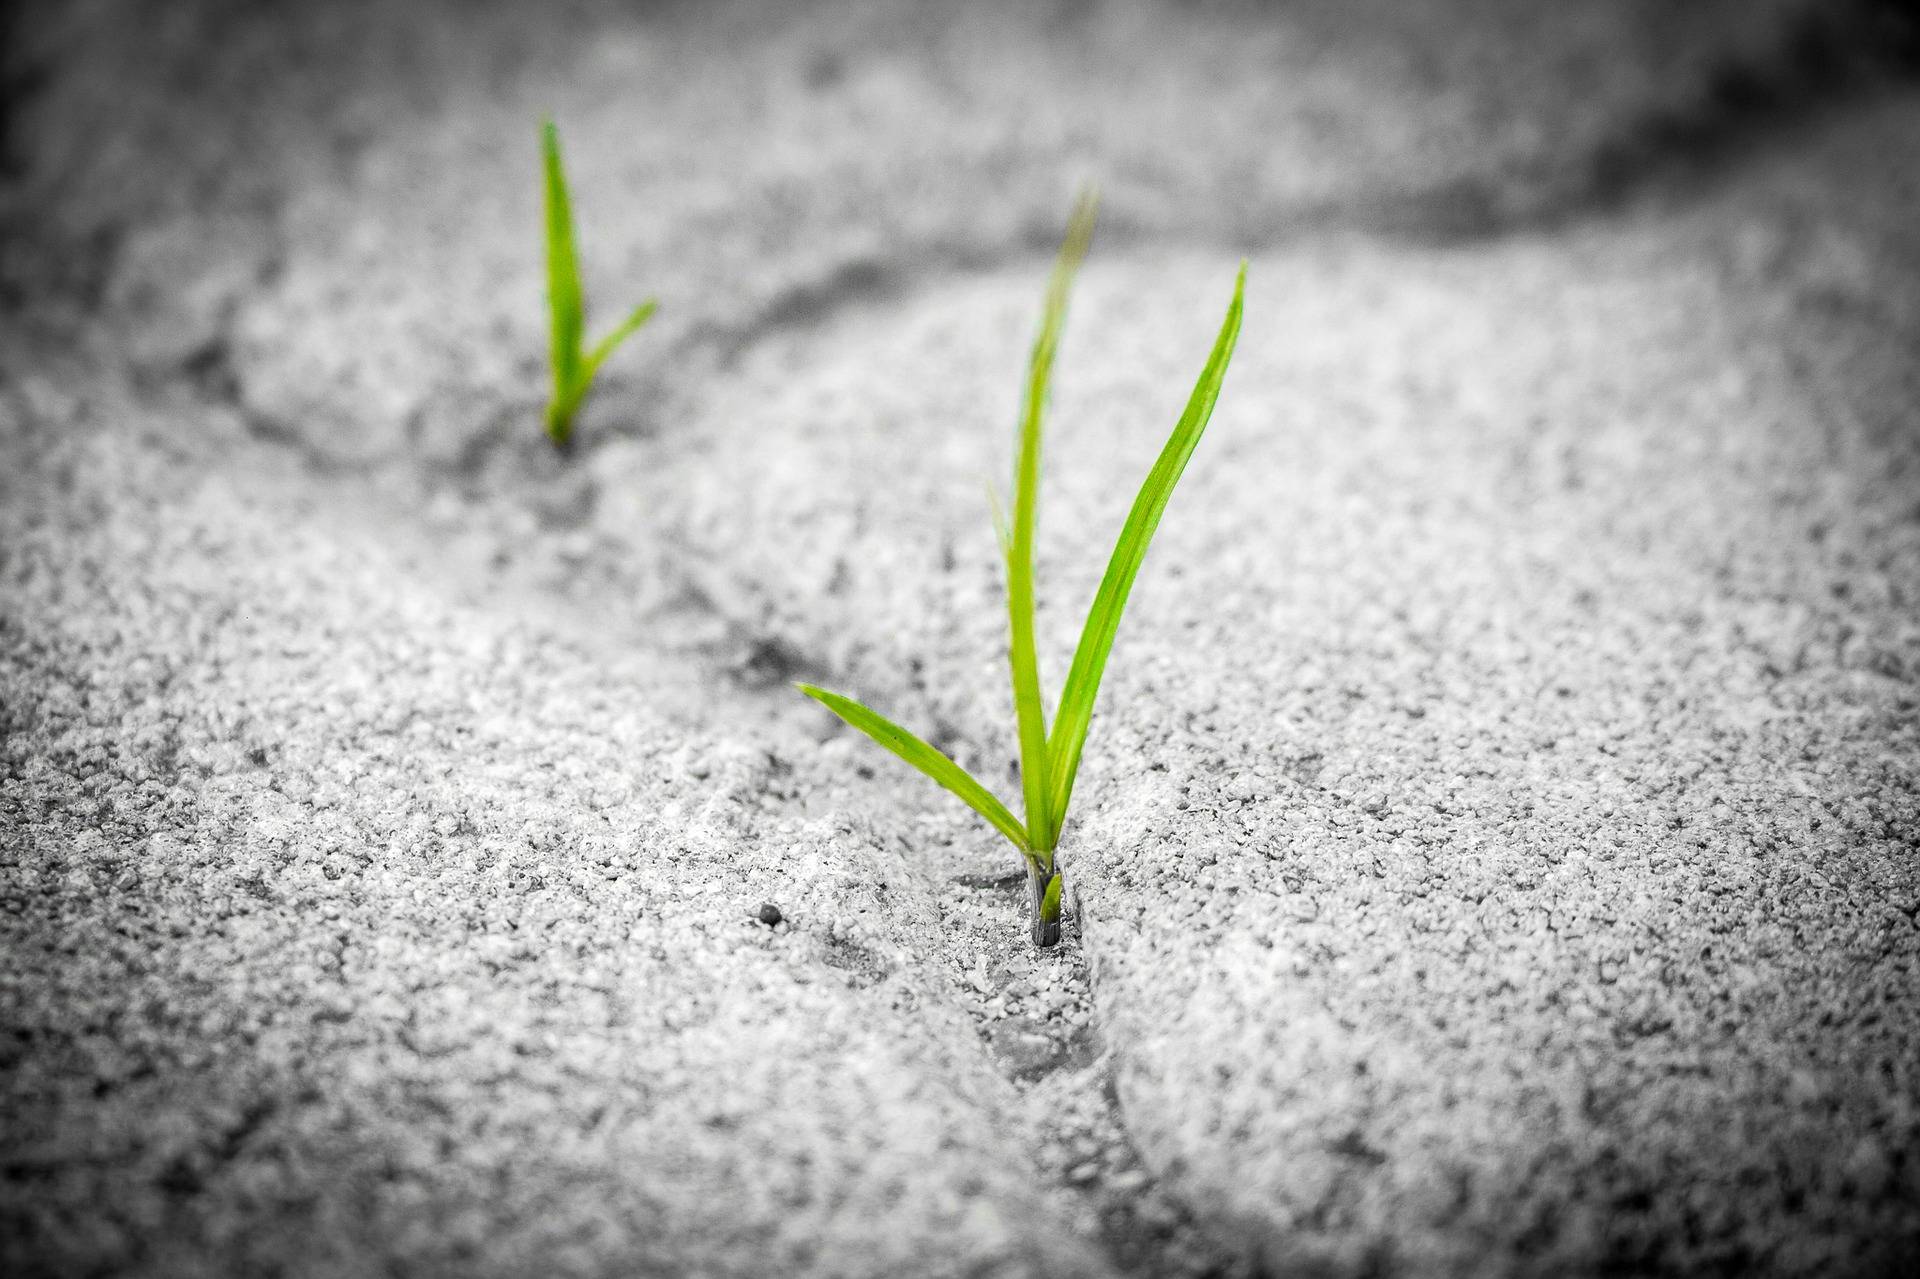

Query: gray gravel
[4,2,1918,1276]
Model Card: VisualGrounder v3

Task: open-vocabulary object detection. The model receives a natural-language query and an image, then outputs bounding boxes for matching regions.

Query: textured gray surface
[4,2,1918,1276]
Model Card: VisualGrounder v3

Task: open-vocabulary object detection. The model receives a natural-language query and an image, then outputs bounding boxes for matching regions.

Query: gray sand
[4,2,1917,1276]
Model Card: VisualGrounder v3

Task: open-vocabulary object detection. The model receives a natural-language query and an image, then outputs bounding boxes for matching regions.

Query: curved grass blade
[1045,261,1246,842]
[542,120,584,441]
[797,683,1030,853]
[1007,187,1098,851]
[585,297,659,380]
[1039,871,1063,923]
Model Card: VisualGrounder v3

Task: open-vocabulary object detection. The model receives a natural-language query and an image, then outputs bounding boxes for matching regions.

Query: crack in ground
[8,4,1919,473]
[1398,0,1920,240]
[934,876,1258,1279]
[72,343,1257,1273]
[178,334,372,479]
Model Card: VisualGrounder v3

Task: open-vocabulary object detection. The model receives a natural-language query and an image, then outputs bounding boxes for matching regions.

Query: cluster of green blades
[799,192,1246,946]
[542,120,658,448]
[534,130,1245,945]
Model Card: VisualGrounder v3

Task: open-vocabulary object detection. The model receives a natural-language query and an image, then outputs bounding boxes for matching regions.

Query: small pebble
[1137,1197,1179,1229]
[757,903,783,926]
[1067,1161,1100,1185]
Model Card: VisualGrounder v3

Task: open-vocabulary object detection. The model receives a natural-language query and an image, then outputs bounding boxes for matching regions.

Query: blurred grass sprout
[541,119,657,448]
[799,192,1246,946]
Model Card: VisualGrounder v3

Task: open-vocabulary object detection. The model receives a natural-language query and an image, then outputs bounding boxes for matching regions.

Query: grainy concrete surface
[3,2,1918,1277]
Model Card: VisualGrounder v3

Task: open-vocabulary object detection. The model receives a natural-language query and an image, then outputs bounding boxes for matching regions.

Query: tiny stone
[757,903,783,926]
[989,1018,1064,1080]
[1136,1197,1180,1229]
[1067,1161,1100,1185]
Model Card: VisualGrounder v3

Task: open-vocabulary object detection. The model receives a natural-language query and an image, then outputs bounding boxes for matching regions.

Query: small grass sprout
[799,192,1246,947]
[541,119,657,449]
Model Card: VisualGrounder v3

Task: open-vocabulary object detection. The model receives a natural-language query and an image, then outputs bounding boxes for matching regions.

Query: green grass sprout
[541,119,657,449]
[799,192,1246,947]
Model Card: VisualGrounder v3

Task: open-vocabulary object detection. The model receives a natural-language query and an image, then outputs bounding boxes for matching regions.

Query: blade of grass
[1039,870,1063,923]
[542,120,584,419]
[1045,261,1246,842]
[796,684,1030,854]
[585,298,659,379]
[1008,188,1097,853]
[1026,861,1062,947]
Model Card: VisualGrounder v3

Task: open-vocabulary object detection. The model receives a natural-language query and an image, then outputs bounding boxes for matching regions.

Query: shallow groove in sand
[75,273,1262,1273]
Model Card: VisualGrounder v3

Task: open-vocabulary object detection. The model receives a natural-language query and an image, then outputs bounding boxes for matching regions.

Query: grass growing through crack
[541,119,657,449]
[799,193,1246,947]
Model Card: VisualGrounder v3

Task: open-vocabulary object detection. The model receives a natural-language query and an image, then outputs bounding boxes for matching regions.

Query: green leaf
[796,684,1029,853]
[585,297,659,380]
[542,121,585,429]
[1045,261,1246,842]
[1039,871,1063,923]
[1007,188,1097,852]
